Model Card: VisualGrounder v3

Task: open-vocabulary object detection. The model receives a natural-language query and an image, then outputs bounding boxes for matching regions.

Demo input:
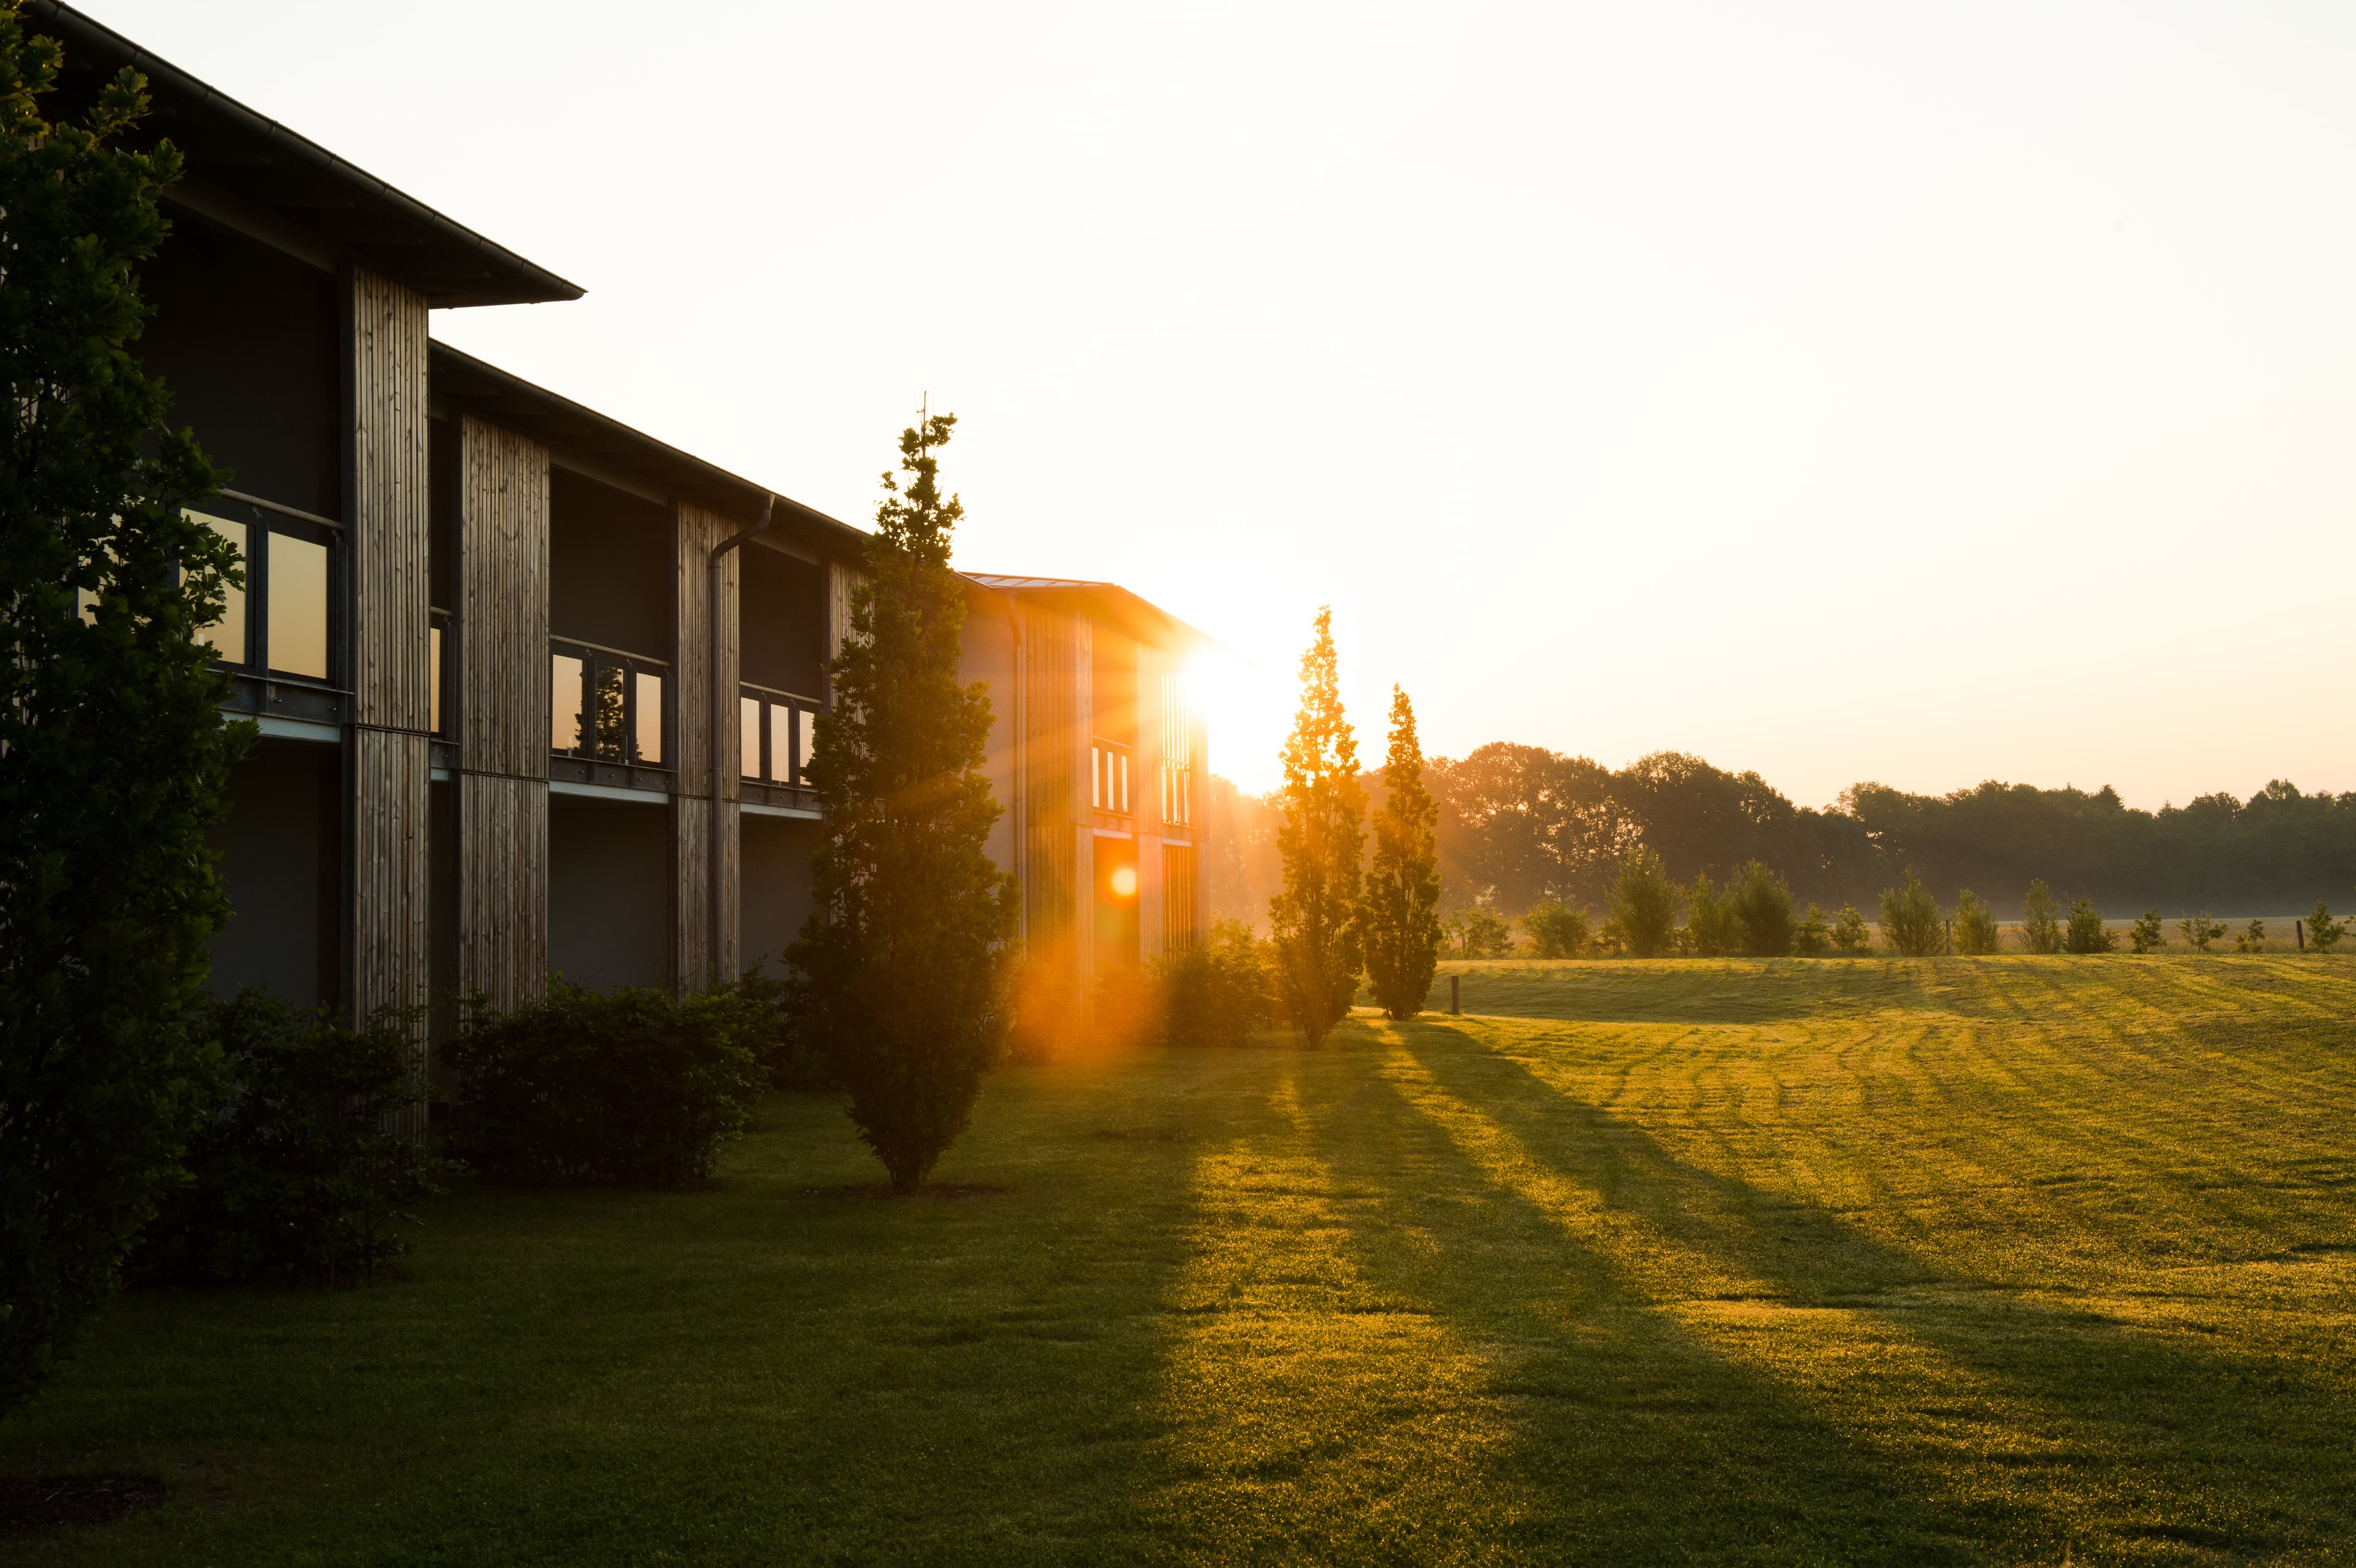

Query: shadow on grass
[1376,1019,2356,1561]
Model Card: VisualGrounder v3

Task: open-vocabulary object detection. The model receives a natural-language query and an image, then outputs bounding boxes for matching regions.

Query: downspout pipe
[706,494,775,985]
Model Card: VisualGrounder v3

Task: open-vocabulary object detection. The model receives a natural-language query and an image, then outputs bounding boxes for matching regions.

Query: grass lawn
[5,957,2355,1564]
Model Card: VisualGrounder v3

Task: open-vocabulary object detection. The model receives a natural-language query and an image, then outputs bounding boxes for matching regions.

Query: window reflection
[634,671,663,764]
[429,625,444,734]
[769,705,793,784]
[740,696,762,780]
[552,653,584,750]
[796,708,816,784]
[268,531,328,678]
[191,512,247,664]
[590,664,626,759]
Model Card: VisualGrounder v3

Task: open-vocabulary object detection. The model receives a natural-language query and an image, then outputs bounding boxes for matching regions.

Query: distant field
[4,958,2353,1564]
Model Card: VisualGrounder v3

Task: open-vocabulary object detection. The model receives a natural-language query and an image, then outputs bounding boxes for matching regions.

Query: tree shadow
[1380,1020,2356,1561]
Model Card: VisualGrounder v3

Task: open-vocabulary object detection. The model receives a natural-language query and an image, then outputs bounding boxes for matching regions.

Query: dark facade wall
[550,467,671,658]
[429,416,458,613]
[548,798,671,990]
[1092,628,1138,748]
[139,215,341,519]
[207,737,341,1006]
[741,815,820,969]
[739,543,826,697]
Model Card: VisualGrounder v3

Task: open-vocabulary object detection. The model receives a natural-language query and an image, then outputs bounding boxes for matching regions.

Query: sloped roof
[962,573,1223,655]
[33,2,581,307]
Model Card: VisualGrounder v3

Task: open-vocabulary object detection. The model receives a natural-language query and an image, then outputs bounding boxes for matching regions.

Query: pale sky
[93,0,2356,802]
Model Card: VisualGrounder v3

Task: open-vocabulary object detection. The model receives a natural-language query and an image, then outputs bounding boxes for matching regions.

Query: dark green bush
[1153,920,1274,1048]
[2129,909,2165,954]
[1879,867,1944,957]
[1522,901,1593,959]
[717,963,834,1091]
[2177,912,2227,952]
[2308,901,2344,953]
[1446,908,1515,958]
[1792,904,1832,956]
[2063,898,2115,953]
[2022,881,2064,954]
[1830,905,1872,956]
[441,983,763,1189]
[2233,918,2266,953]
[1607,846,1679,958]
[133,990,442,1287]
[1728,862,1795,957]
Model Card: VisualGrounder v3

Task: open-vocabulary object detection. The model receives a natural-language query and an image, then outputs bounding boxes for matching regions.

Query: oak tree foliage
[0,9,241,1415]
[790,414,1015,1191]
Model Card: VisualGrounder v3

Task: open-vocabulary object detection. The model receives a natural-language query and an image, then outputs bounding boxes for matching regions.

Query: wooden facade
[455,415,552,1012]
[674,504,743,985]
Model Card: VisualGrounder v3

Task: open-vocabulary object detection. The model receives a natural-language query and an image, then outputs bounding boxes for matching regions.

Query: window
[267,531,330,679]
[739,683,822,788]
[552,653,585,750]
[192,512,247,663]
[1093,742,1132,814]
[634,670,663,765]
[428,623,444,734]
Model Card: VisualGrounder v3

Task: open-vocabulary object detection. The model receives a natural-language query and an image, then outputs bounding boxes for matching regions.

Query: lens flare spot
[1110,865,1139,898]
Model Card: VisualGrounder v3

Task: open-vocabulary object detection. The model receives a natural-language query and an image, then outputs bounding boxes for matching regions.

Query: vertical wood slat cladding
[349,267,432,731]
[675,505,741,984]
[825,561,864,700]
[1018,605,1093,1036]
[456,774,546,1012]
[352,727,432,1132]
[458,416,550,777]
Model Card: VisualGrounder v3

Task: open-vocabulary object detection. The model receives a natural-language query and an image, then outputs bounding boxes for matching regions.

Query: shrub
[2129,909,2165,955]
[1154,920,1275,1048]
[1522,901,1593,959]
[2309,901,2345,952]
[1606,846,1679,958]
[2021,881,2063,954]
[2063,898,2115,953]
[2178,912,2227,952]
[1792,904,1832,956]
[1879,867,1944,957]
[133,991,441,1286]
[442,983,763,1189]
[1830,906,1872,956]
[1727,862,1795,957]
[1682,874,1738,957]
[717,963,833,1090]
[1447,909,1515,958]
[1954,890,2001,955]
[2233,918,2266,953]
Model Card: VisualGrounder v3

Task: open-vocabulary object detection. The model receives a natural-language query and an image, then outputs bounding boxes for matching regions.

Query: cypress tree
[1269,608,1364,1047]
[790,413,1014,1191]
[0,14,240,1413]
[1360,685,1441,1020]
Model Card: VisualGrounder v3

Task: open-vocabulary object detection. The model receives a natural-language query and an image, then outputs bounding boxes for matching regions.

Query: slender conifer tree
[790,413,1014,1191]
[1360,685,1441,1020]
[1269,608,1364,1047]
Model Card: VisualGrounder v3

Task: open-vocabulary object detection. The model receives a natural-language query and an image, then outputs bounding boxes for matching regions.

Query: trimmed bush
[133,991,442,1287]
[1879,867,1944,957]
[1830,906,1872,956]
[1155,920,1275,1047]
[442,983,763,1189]
[1522,901,1593,959]
[2022,881,2063,955]
[1955,890,2001,955]
[2129,910,2165,955]
[2063,898,2115,953]
[1728,862,1795,958]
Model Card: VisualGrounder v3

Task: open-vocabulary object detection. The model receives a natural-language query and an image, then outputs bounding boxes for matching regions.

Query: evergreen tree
[1606,845,1679,958]
[2128,909,2165,954]
[1360,685,1441,1020]
[1880,868,1944,956]
[1727,861,1795,957]
[1954,890,2002,955]
[790,413,1014,1191]
[1268,608,1364,1047]
[2063,897,2115,953]
[0,16,240,1414]
[2021,880,2064,954]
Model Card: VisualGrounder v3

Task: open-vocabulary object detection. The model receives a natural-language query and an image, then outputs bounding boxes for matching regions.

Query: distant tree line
[1206,744,2356,924]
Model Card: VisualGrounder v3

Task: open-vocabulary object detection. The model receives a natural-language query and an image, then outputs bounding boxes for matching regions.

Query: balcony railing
[1092,739,1133,820]
[551,637,671,794]
[740,682,822,812]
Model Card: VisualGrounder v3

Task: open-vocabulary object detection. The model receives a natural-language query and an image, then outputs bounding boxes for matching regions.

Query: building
[36,4,1211,1082]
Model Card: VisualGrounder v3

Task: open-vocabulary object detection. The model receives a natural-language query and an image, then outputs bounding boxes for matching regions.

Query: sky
[88,0,2356,804]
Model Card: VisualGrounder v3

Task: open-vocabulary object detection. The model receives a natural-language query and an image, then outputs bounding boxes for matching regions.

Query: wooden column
[347,267,432,1131]
[455,415,551,1012]
[675,504,742,986]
